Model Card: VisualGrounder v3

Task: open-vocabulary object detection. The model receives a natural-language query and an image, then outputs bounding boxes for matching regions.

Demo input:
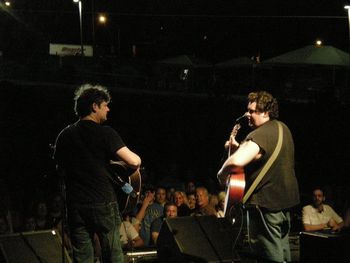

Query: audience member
[131,217,142,234]
[166,187,175,203]
[122,212,142,235]
[34,201,50,230]
[216,191,226,218]
[155,186,167,206]
[192,187,216,216]
[187,192,196,212]
[94,210,144,262]
[185,180,196,194]
[209,193,219,210]
[150,203,178,245]
[302,187,344,232]
[174,191,191,216]
[136,187,165,246]
[135,190,154,226]
[120,215,144,249]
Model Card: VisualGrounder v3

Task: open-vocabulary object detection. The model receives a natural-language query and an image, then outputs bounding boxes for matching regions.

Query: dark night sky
[1,0,350,61]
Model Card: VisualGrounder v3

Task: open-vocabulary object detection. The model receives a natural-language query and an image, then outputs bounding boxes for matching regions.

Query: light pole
[73,0,84,57]
[91,0,95,54]
[344,5,350,100]
[344,5,350,64]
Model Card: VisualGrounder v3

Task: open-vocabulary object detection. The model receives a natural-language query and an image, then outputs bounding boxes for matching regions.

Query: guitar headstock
[231,123,241,137]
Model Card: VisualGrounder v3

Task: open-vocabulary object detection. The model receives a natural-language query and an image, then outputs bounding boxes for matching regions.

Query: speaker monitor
[0,230,71,263]
[299,231,350,263]
[157,216,240,263]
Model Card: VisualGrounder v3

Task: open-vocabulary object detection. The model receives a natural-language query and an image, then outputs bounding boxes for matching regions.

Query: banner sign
[49,43,93,57]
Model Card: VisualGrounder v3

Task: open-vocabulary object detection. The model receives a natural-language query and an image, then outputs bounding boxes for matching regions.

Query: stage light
[98,14,107,24]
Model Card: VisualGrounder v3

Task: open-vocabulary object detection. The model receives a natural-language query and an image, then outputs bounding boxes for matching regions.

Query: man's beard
[313,202,323,212]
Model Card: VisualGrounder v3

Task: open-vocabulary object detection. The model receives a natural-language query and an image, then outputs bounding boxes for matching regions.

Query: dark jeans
[247,206,291,263]
[68,201,123,263]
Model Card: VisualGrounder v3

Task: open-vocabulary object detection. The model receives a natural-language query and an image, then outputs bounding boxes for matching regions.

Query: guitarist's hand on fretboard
[224,136,240,152]
[225,123,241,156]
[218,123,242,187]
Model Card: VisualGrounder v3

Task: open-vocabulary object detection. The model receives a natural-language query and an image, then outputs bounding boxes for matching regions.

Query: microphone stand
[50,144,68,263]
[57,167,68,263]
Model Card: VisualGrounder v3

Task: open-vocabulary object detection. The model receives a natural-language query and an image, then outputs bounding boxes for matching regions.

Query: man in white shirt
[302,188,344,232]
[120,220,144,249]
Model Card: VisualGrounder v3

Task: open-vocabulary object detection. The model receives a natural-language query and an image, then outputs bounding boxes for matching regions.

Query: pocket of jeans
[94,203,118,231]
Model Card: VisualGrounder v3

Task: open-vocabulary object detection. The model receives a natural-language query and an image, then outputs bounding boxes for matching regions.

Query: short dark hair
[163,202,177,214]
[312,187,325,196]
[74,84,111,118]
[248,91,279,119]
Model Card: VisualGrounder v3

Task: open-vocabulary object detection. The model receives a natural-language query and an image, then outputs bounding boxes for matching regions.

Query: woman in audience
[216,191,226,218]
[174,191,191,216]
[187,192,196,213]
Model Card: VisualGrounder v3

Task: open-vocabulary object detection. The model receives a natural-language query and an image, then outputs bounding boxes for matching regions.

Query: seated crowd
[0,179,227,256]
[1,179,350,262]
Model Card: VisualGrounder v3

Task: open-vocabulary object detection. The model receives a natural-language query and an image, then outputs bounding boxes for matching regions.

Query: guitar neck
[227,123,241,157]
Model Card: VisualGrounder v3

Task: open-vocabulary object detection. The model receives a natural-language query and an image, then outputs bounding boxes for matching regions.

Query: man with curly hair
[218,91,299,262]
[54,84,141,262]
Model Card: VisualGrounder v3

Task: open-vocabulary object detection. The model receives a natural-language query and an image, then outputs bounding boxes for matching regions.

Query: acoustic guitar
[108,161,142,214]
[218,123,246,217]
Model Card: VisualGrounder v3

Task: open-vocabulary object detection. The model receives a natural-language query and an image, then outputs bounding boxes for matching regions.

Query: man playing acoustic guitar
[54,84,141,263]
[218,91,299,263]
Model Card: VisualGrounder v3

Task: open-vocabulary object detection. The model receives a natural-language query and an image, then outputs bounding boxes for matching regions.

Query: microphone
[235,112,247,123]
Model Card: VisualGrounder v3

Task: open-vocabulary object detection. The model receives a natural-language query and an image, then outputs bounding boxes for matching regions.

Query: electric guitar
[108,161,142,213]
[218,123,246,217]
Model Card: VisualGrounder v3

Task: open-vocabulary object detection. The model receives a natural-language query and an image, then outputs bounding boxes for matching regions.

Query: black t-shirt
[54,120,125,204]
[244,120,300,211]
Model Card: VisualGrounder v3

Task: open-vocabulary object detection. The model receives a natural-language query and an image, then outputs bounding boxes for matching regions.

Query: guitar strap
[242,121,283,205]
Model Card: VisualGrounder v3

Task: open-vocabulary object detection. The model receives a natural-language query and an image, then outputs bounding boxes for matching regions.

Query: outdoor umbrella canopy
[157,55,211,68]
[215,56,256,68]
[263,45,350,67]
